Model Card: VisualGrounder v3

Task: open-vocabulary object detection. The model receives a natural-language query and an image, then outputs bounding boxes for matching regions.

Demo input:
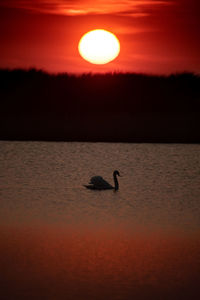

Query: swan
[84,170,121,190]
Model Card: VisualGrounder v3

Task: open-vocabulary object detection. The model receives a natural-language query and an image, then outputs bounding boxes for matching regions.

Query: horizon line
[1,67,199,78]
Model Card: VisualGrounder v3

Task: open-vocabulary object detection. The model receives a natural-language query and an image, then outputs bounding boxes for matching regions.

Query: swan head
[113,170,120,177]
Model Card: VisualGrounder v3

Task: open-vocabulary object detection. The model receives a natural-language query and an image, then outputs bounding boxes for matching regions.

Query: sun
[78,29,120,65]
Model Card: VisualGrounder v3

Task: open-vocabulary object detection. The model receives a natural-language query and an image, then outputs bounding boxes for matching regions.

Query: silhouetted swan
[84,170,121,190]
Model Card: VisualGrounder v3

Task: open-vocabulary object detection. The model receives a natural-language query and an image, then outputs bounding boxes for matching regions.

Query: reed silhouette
[0,68,200,142]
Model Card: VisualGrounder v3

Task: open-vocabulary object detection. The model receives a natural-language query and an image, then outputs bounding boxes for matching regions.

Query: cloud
[0,0,173,16]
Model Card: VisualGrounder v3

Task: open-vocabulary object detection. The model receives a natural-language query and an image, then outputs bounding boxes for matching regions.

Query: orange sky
[0,0,199,74]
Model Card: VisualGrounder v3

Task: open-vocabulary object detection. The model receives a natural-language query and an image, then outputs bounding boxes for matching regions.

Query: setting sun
[78,29,120,65]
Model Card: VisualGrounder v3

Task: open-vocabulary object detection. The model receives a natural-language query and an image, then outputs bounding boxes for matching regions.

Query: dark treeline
[0,68,200,142]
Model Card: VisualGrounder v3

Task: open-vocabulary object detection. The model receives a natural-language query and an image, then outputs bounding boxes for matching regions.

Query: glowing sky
[0,0,199,74]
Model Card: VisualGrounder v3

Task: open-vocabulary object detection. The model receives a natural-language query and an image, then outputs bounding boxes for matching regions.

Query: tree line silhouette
[0,68,200,142]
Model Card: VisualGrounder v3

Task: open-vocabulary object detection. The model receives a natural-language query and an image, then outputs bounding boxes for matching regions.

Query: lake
[0,141,200,299]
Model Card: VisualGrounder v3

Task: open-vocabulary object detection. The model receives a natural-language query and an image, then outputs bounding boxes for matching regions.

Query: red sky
[0,0,199,74]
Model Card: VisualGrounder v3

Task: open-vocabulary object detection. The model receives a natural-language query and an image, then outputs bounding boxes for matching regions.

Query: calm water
[0,141,200,299]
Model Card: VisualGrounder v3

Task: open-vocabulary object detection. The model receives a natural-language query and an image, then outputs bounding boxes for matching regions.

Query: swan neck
[113,173,119,190]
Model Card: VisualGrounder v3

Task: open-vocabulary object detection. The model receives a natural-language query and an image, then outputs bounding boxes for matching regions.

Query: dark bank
[0,69,200,142]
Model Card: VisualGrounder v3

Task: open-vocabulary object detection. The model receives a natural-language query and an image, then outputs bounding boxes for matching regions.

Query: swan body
[84,170,121,190]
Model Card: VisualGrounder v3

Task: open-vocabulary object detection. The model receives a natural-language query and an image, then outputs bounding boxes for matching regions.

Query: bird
[84,170,121,190]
